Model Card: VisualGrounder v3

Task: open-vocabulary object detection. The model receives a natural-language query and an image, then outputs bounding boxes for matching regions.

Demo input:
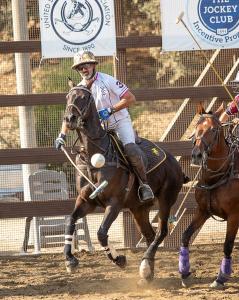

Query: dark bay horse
[63,85,187,282]
[179,103,239,289]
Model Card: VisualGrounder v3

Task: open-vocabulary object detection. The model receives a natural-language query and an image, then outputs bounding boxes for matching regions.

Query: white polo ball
[91,153,105,168]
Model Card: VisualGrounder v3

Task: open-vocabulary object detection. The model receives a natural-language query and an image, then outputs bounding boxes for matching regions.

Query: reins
[193,116,239,222]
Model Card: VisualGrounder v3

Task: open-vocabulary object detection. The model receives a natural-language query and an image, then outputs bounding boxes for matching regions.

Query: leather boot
[124,143,154,203]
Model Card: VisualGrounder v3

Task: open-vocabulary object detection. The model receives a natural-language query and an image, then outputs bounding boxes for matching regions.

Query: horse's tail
[183,173,190,184]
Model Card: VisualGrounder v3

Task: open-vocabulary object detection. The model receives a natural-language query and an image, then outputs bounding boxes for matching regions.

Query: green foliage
[34,104,65,148]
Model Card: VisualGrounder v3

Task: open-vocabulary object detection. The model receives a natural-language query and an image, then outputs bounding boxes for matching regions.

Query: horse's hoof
[65,256,79,274]
[181,273,191,288]
[137,278,152,287]
[139,259,154,280]
[210,280,225,290]
[114,255,127,268]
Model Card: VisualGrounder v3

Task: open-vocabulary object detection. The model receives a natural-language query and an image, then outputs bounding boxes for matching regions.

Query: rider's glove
[98,107,115,120]
[55,133,66,150]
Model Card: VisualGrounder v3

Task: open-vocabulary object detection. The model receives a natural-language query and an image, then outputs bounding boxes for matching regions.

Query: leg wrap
[216,257,232,284]
[179,246,190,276]
[104,243,119,261]
[64,217,76,258]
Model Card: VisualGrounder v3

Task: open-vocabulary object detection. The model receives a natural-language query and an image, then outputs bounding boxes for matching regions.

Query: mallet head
[176,11,184,24]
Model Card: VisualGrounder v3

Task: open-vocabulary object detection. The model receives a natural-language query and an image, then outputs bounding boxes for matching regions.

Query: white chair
[22,170,93,253]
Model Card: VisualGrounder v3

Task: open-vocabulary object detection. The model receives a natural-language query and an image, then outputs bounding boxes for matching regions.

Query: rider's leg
[114,117,154,203]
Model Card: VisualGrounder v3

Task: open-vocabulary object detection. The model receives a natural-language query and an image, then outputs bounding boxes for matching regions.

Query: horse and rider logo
[50,0,103,45]
[186,0,239,47]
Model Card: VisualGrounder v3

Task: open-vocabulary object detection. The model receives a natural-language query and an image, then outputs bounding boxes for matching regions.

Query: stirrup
[138,184,154,203]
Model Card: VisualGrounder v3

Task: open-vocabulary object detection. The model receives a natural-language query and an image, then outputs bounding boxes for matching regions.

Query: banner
[160,0,239,51]
[39,0,116,58]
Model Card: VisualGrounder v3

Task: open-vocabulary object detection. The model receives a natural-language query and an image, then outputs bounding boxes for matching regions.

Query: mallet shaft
[176,12,235,103]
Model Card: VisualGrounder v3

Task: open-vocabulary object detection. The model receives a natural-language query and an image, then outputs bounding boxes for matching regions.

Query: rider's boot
[124,143,154,203]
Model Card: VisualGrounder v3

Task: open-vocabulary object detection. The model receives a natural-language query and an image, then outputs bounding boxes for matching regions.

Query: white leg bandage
[65,234,73,245]
[104,243,119,260]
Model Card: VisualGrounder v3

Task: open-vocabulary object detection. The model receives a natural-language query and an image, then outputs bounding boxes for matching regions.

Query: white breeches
[108,116,135,146]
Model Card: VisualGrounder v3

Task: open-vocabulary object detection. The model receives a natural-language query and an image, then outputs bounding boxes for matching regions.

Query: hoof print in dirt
[137,278,152,288]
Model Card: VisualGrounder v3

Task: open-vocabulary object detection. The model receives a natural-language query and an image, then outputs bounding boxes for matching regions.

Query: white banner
[39,0,116,58]
[160,0,239,51]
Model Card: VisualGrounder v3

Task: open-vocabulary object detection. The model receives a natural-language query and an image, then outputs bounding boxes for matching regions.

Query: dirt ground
[0,244,238,300]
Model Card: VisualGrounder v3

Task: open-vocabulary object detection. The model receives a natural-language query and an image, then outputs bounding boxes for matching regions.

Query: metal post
[12,0,39,253]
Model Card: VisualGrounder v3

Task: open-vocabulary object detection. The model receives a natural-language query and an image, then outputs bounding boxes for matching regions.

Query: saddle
[109,132,167,174]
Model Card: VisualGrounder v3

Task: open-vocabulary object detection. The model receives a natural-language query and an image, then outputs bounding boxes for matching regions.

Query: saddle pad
[138,138,167,174]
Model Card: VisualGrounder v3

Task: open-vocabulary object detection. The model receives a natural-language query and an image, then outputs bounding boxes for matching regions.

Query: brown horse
[179,103,239,289]
[63,85,188,282]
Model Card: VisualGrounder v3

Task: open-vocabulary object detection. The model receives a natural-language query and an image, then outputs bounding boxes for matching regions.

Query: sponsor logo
[186,0,239,47]
[50,0,104,45]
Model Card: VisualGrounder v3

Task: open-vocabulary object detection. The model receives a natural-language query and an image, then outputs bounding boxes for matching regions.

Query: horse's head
[191,103,225,166]
[64,85,95,130]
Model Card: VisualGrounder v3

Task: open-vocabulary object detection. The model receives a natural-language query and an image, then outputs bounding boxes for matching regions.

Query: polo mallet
[176,12,237,105]
[61,146,108,199]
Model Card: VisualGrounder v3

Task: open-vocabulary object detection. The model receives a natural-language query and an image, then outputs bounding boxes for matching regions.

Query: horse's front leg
[210,214,239,290]
[179,209,208,287]
[64,195,95,273]
[97,201,126,268]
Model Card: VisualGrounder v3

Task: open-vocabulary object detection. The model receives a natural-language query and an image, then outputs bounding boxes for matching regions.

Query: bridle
[192,114,224,171]
[65,85,109,153]
[65,86,94,125]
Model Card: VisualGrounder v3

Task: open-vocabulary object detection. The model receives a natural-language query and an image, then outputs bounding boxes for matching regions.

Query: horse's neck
[203,138,230,181]
[77,120,108,156]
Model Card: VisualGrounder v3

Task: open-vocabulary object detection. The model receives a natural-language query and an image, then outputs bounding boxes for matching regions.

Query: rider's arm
[219,95,239,123]
[60,121,69,135]
[112,90,136,113]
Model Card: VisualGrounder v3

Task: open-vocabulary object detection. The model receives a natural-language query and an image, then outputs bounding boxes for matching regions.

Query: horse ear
[68,77,76,88]
[214,102,225,118]
[197,102,206,115]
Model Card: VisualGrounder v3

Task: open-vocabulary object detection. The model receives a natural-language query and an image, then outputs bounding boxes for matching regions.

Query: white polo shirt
[79,72,130,126]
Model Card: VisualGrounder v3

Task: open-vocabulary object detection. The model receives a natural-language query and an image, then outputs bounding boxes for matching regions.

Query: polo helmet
[71,51,98,70]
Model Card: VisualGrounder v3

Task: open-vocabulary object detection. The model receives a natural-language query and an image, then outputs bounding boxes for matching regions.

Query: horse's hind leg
[179,209,208,287]
[64,196,95,273]
[131,205,155,247]
[138,197,171,283]
[210,214,239,289]
[138,183,181,284]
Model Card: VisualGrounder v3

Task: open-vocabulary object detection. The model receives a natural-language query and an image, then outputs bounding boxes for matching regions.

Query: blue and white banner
[39,0,116,58]
[160,0,239,51]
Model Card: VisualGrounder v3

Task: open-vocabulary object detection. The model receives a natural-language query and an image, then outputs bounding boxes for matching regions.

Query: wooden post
[114,0,140,248]
[12,0,38,253]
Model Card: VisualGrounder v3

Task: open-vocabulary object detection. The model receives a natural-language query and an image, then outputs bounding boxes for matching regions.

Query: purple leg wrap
[179,246,190,276]
[216,257,232,284]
